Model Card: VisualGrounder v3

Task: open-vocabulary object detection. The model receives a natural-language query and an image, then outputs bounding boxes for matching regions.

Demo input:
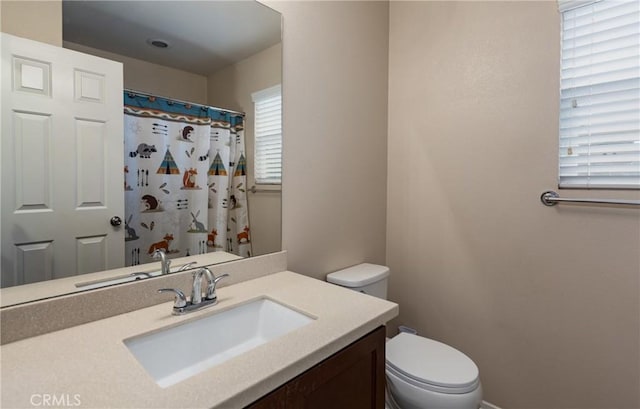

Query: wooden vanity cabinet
[246,326,386,409]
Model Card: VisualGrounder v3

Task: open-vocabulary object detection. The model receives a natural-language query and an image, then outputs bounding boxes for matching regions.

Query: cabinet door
[248,326,386,409]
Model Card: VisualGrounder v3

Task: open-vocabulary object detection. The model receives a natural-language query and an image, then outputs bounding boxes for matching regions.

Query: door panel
[75,118,107,208]
[13,111,52,211]
[15,241,53,285]
[1,33,124,287]
[12,57,51,96]
[76,235,107,274]
[74,69,105,103]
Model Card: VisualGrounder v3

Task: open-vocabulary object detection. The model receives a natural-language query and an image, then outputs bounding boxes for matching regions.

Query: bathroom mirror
[0,0,282,307]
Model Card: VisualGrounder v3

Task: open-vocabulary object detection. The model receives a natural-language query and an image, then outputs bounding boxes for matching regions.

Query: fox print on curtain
[123,92,251,267]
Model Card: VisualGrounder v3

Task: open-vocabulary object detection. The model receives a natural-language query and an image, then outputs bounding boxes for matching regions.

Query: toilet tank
[326,263,390,299]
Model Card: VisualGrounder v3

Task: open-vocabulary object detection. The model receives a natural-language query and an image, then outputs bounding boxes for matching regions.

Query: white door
[1,33,124,287]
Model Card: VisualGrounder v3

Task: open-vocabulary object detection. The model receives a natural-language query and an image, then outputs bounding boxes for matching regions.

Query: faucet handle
[130,271,152,279]
[175,261,197,273]
[205,273,230,301]
[158,288,187,309]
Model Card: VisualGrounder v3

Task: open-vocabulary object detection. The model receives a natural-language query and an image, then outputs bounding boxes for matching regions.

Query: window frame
[251,84,282,186]
[557,0,640,190]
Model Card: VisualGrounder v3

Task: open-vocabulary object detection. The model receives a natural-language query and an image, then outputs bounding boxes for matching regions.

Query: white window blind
[252,85,282,184]
[558,0,640,189]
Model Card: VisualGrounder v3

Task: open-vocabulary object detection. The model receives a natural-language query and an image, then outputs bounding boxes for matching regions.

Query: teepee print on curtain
[157,147,181,175]
[234,153,247,176]
[209,152,228,176]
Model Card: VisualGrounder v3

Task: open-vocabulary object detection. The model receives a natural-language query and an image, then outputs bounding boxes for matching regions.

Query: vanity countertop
[0,271,398,408]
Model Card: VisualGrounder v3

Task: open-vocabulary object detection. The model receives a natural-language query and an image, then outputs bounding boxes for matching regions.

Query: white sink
[124,297,314,388]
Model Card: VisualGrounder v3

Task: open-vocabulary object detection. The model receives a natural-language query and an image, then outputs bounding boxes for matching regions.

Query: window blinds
[559,0,640,188]
[252,85,282,184]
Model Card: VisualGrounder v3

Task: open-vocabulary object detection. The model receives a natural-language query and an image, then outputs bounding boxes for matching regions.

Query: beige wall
[64,42,208,105]
[264,1,389,279]
[387,2,640,408]
[207,44,282,257]
[207,43,281,112]
[0,0,61,46]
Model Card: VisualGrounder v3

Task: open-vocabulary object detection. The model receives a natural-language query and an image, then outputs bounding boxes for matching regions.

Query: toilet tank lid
[326,263,390,287]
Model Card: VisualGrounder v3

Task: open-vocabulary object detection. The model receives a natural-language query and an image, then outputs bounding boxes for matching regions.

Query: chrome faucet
[190,267,210,306]
[152,249,171,275]
[158,268,229,315]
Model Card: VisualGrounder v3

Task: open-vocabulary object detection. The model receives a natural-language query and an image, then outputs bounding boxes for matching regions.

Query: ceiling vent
[147,39,169,49]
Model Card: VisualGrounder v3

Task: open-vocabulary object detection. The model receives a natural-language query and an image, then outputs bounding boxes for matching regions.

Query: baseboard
[481,400,502,409]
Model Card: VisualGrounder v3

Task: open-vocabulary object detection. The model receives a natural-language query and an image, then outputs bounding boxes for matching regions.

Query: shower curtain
[123,92,251,266]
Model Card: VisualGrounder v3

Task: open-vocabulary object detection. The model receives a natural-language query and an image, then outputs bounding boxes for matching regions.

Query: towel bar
[540,191,640,207]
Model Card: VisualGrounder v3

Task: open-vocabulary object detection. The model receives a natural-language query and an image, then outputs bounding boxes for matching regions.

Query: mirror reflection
[0,0,282,306]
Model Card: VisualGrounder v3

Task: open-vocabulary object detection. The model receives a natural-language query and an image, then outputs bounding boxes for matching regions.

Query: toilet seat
[386,333,480,394]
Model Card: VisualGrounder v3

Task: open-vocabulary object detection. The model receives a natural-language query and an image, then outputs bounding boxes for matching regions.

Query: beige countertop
[0,252,242,308]
[0,271,398,409]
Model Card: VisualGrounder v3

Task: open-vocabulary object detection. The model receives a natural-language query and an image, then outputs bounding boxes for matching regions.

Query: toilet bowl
[327,264,482,409]
[385,332,482,409]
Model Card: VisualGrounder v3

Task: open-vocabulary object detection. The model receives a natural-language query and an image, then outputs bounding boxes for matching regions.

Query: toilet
[326,263,483,409]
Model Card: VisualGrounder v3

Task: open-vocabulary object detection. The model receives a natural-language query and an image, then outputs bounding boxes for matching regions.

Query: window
[252,85,282,185]
[558,0,639,188]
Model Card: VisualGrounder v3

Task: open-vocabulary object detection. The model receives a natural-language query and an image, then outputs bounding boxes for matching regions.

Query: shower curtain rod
[124,88,245,117]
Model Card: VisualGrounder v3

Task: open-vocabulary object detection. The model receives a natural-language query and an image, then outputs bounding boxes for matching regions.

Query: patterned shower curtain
[123,92,251,267]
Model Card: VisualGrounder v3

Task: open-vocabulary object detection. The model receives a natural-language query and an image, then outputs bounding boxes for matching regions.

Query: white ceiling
[62,1,282,75]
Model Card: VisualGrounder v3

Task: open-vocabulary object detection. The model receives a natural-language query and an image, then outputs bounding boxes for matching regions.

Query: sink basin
[124,297,314,388]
